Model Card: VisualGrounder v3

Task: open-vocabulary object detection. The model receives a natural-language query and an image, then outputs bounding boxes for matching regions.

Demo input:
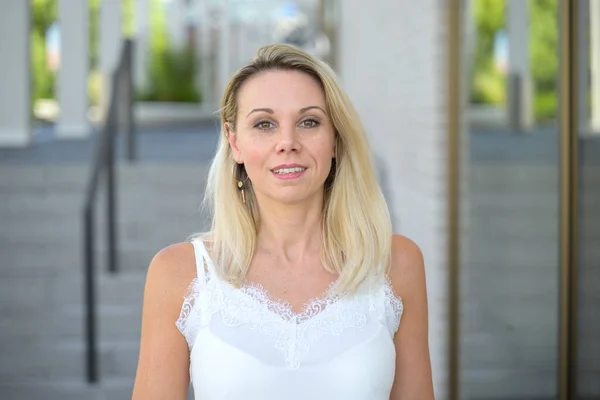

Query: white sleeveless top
[176,239,404,399]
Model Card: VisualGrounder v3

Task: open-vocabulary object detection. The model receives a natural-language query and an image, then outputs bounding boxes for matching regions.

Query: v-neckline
[219,277,345,324]
[198,241,346,324]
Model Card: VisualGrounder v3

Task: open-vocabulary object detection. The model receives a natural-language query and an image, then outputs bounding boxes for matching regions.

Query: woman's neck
[256,196,324,262]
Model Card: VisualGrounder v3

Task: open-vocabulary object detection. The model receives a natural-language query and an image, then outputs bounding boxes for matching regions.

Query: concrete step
[0,163,208,187]
[0,166,88,188]
[0,378,136,400]
[0,305,142,343]
[0,245,157,278]
[0,216,204,248]
[0,339,139,382]
[462,368,556,399]
[470,218,558,241]
[470,167,554,183]
[0,162,206,399]
[0,379,195,400]
[0,269,148,311]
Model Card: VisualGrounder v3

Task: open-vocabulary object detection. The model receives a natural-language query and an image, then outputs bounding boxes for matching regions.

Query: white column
[0,2,31,147]
[166,0,186,50]
[506,0,534,131]
[591,0,600,132]
[134,0,151,91]
[338,0,449,397]
[217,0,231,101]
[57,0,90,138]
[194,0,214,107]
[100,0,123,115]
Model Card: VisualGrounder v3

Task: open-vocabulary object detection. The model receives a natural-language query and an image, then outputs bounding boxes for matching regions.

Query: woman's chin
[259,188,323,206]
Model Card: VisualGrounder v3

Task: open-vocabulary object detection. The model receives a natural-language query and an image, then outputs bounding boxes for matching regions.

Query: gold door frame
[447,0,462,399]
[558,0,579,398]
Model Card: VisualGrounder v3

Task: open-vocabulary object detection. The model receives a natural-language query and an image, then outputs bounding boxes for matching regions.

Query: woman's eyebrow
[246,106,326,118]
[246,108,274,118]
[300,106,326,114]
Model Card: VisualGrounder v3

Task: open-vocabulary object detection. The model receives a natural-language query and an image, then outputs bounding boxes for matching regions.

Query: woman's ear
[225,122,243,163]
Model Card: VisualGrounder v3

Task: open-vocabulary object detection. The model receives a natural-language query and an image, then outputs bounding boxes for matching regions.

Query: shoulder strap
[191,239,213,284]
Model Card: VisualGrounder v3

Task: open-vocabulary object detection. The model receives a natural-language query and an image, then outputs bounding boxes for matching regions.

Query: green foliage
[472,0,506,73]
[89,0,100,69]
[471,0,559,122]
[530,0,558,91]
[138,0,201,103]
[472,65,505,104]
[530,0,558,120]
[31,0,57,33]
[138,48,201,103]
[470,0,506,105]
[534,90,557,121]
[31,30,55,101]
[31,0,57,102]
[122,0,135,38]
[30,0,202,105]
[88,70,101,107]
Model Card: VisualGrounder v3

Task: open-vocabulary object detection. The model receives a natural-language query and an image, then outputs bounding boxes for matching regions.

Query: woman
[132,44,434,399]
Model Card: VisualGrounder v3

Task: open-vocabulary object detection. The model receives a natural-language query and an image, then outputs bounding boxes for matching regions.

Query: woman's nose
[275,125,301,154]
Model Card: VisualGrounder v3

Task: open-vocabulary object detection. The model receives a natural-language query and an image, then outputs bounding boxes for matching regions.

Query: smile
[272,167,306,174]
[271,166,307,180]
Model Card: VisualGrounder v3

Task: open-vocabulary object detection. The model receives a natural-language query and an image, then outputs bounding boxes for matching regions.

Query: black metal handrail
[82,38,135,384]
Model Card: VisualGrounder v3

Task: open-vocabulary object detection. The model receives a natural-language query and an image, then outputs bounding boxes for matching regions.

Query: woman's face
[227,69,336,206]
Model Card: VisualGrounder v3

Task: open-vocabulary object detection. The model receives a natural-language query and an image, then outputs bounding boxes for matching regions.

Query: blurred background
[0,0,598,399]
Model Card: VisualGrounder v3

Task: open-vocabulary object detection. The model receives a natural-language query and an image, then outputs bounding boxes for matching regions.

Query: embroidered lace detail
[383,276,404,334]
[174,268,404,368]
[217,280,369,369]
[236,280,341,323]
[175,278,201,349]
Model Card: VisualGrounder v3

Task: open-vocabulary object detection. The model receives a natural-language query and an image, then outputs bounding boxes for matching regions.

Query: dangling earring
[237,179,247,204]
[235,163,249,204]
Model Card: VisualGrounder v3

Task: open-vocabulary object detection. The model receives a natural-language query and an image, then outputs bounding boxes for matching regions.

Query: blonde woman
[132,44,434,399]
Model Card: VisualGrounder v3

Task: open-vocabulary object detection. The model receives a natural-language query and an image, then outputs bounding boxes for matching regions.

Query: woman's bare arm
[132,243,196,400]
[389,235,435,399]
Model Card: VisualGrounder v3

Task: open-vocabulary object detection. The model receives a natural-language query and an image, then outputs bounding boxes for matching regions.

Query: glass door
[455,1,600,398]
[459,0,562,398]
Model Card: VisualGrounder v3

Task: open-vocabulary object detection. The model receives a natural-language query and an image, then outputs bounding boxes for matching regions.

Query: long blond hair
[197,44,392,293]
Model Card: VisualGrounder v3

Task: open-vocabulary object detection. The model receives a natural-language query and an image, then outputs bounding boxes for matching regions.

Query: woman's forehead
[237,70,326,113]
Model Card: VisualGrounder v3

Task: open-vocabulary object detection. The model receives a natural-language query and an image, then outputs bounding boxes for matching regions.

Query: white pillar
[218,0,231,102]
[591,0,600,132]
[57,0,90,138]
[0,2,31,147]
[100,0,123,114]
[338,0,449,397]
[506,0,534,131]
[166,0,185,50]
[194,0,215,107]
[134,0,151,91]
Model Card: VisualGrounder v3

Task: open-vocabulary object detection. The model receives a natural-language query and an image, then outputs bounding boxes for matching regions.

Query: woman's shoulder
[388,234,425,298]
[145,242,198,306]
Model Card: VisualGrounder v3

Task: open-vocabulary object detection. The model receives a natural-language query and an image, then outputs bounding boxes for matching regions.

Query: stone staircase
[0,163,209,400]
[462,163,600,399]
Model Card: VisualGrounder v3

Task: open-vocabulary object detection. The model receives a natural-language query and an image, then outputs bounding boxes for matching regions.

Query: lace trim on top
[383,275,404,333]
[175,278,201,349]
[216,278,372,369]
[175,246,404,369]
[233,278,342,324]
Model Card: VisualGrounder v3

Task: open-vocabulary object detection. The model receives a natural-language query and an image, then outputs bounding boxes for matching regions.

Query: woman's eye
[255,120,274,130]
[300,119,319,128]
